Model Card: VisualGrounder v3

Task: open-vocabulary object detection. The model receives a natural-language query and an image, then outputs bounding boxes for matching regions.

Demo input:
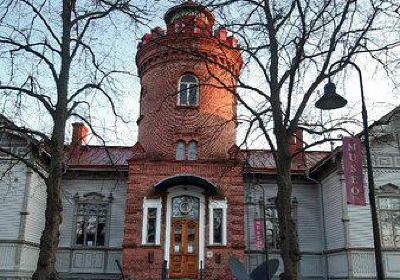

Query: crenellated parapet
[136,1,242,78]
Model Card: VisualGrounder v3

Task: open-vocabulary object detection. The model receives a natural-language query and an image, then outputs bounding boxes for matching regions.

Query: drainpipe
[339,172,354,280]
[16,166,33,269]
[306,172,329,280]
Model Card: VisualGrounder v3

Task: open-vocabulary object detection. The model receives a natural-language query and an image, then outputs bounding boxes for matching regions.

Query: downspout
[16,166,33,268]
[306,172,329,280]
[339,171,353,280]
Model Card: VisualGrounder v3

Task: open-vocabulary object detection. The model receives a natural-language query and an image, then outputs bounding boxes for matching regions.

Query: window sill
[176,105,199,109]
[207,244,227,248]
[70,245,108,250]
[141,243,162,248]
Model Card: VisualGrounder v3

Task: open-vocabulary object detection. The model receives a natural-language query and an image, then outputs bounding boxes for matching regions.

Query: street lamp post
[253,184,270,280]
[315,61,385,280]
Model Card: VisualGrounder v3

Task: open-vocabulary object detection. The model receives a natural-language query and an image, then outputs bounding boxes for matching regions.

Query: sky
[1,0,399,151]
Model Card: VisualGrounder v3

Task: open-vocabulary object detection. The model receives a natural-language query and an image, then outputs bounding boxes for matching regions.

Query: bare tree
[0,1,150,279]
[201,0,400,279]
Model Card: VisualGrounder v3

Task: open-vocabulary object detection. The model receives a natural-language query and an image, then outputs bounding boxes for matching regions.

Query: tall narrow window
[142,198,162,245]
[209,199,228,245]
[178,75,199,106]
[147,208,157,243]
[176,140,185,160]
[188,141,198,160]
[213,209,223,243]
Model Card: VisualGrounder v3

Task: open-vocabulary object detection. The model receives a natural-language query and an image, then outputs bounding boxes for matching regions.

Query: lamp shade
[315,82,348,110]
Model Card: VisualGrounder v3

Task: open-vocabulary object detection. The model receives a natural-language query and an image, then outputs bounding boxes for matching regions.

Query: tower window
[178,75,199,106]
[176,140,185,160]
[188,141,198,160]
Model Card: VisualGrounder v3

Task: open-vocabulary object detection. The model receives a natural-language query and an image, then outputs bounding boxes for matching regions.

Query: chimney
[71,122,87,146]
[289,128,304,164]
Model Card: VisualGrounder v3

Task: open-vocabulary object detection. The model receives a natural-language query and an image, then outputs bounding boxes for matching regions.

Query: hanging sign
[253,218,264,249]
[342,137,366,205]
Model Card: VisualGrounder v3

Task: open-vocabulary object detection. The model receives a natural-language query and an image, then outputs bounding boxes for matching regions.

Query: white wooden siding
[0,162,27,240]
[59,178,127,248]
[24,171,46,244]
[321,171,345,250]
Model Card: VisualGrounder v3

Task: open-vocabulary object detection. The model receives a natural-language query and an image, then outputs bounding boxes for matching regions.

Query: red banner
[253,218,264,249]
[342,137,366,205]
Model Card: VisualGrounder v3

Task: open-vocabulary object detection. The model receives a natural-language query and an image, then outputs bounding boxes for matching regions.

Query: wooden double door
[169,219,199,279]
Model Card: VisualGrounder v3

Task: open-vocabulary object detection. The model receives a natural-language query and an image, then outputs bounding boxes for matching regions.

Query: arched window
[176,140,185,160]
[178,75,199,106]
[188,141,198,160]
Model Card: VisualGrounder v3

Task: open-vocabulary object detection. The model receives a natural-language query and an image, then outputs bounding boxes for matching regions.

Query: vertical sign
[253,218,264,249]
[342,137,366,205]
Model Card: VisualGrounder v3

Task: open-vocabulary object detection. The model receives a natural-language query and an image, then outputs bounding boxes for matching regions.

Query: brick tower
[123,2,244,279]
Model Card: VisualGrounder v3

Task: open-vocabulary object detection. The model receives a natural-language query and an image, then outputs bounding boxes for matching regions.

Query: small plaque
[206,251,213,258]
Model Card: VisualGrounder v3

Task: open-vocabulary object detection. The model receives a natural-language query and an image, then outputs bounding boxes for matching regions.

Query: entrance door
[169,219,199,278]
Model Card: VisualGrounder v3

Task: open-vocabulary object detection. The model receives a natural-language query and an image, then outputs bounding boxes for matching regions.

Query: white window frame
[208,198,228,246]
[142,197,162,245]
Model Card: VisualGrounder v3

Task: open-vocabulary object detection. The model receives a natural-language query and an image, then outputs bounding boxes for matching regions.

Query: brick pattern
[123,160,244,280]
[136,32,242,161]
[123,3,244,279]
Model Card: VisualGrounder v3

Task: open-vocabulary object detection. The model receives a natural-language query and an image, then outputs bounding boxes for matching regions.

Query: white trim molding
[208,198,228,246]
[164,185,205,269]
[141,197,162,245]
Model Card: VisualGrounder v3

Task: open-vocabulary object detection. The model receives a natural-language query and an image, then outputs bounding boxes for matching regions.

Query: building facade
[0,2,399,280]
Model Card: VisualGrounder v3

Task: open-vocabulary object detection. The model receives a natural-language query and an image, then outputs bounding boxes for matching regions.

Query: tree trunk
[276,146,301,280]
[32,175,63,280]
[32,2,71,278]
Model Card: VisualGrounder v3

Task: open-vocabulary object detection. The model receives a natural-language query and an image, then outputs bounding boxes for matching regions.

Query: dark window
[147,208,157,244]
[179,75,199,106]
[213,208,223,244]
[75,203,107,246]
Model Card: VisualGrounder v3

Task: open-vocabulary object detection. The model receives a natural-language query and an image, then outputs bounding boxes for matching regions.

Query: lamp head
[315,81,348,110]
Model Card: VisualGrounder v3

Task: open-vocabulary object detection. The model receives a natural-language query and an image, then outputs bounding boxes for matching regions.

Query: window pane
[187,223,196,253]
[172,196,200,218]
[213,209,223,244]
[176,141,185,160]
[179,83,188,105]
[174,222,182,253]
[181,75,197,83]
[76,216,85,245]
[188,85,198,105]
[96,217,106,246]
[76,202,108,247]
[85,216,97,246]
[147,208,157,243]
[188,141,197,160]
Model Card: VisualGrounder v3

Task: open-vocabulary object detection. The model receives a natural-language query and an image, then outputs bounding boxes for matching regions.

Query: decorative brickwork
[123,2,244,279]
[123,160,244,280]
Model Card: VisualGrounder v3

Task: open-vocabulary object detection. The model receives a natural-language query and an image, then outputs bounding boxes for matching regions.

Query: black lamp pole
[315,61,385,280]
[254,184,270,280]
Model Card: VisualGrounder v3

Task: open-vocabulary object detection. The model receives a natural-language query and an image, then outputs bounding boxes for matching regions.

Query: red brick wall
[136,35,242,161]
[124,3,244,279]
[123,160,245,280]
